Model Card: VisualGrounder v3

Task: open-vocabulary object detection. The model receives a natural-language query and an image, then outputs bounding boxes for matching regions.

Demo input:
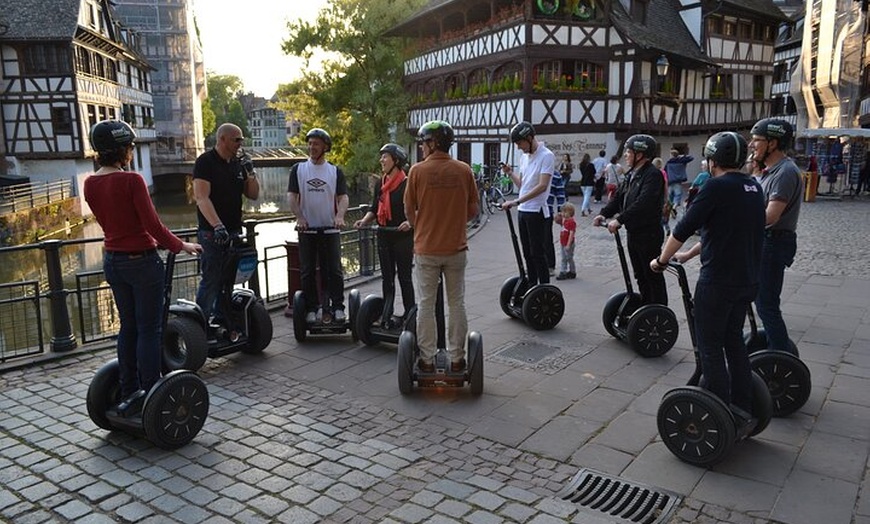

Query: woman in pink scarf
[354,144,415,327]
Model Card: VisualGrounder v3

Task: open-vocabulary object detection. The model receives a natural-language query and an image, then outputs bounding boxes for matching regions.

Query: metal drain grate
[556,468,681,524]
[496,340,560,364]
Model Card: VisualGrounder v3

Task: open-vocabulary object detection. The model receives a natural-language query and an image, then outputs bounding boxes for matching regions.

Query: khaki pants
[414,251,468,363]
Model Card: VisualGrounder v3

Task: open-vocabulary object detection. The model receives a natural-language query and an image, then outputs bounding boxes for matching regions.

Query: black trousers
[518,210,550,286]
[377,230,415,318]
[299,231,344,312]
[626,228,667,306]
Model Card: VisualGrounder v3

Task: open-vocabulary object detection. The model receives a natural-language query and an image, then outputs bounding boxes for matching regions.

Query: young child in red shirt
[556,202,577,280]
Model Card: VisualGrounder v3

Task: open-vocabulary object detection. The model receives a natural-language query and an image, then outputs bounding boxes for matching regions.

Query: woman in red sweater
[84,120,201,417]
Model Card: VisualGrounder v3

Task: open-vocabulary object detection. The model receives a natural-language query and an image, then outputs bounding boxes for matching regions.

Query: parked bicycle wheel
[487,188,506,214]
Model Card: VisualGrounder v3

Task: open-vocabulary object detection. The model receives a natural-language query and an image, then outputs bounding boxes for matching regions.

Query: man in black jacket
[593,134,667,305]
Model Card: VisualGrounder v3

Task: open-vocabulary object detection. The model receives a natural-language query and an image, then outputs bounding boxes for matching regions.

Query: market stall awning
[800,128,870,138]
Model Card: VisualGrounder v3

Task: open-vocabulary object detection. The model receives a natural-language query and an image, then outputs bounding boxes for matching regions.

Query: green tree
[205,73,249,141]
[277,0,426,185]
[201,99,216,141]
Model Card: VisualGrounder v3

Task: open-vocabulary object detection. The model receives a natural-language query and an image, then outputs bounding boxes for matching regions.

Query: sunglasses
[233,137,244,143]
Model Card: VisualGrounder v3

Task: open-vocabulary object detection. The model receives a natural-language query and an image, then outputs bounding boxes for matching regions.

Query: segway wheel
[163,317,208,372]
[467,331,484,395]
[87,360,121,431]
[348,289,361,342]
[242,301,273,354]
[142,371,209,450]
[602,292,642,339]
[627,305,679,357]
[744,328,799,357]
[521,285,564,330]
[292,291,307,342]
[397,331,415,394]
[749,351,808,418]
[657,386,736,467]
[499,276,526,319]
[357,294,384,346]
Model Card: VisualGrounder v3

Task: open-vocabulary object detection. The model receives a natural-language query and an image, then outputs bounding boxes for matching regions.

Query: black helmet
[510,121,535,143]
[750,118,793,149]
[624,134,657,156]
[379,143,408,167]
[417,120,454,152]
[306,128,332,151]
[704,131,748,169]
[90,120,135,152]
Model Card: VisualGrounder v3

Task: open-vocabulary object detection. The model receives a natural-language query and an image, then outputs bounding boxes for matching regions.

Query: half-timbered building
[388,0,787,175]
[0,0,155,195]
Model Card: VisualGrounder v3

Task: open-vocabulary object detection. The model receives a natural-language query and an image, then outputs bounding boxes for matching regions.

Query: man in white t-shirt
[287,128,349,324]
[501,121,554,285]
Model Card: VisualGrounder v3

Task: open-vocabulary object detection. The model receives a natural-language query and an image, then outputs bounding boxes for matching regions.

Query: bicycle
[475,171,506,215]
[488,164,516,195]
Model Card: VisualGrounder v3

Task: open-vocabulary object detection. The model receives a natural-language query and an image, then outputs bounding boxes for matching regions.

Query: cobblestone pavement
[1,197,869,524]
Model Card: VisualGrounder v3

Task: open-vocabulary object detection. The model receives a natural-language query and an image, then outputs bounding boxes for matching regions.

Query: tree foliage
[205,73,249,142]
[201,99,216,140]
[277,0,425,184]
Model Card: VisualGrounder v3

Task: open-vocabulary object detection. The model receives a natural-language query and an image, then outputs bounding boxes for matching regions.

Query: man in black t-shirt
[192,123,260,323]
[652,131,765,425]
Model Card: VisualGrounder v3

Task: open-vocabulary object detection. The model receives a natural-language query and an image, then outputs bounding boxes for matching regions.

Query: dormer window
[631,0,648,24]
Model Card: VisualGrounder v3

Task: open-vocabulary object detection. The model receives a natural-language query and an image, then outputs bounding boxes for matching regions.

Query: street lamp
[655,54,670,94]
[656,55,669,79]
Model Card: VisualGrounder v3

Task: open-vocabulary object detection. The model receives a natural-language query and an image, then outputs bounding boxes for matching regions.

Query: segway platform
[292,289,360,342]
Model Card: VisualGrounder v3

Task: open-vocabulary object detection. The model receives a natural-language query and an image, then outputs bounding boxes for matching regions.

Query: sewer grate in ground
[491,337,594,374]
[495,340,560,364]
[556,468,681,524]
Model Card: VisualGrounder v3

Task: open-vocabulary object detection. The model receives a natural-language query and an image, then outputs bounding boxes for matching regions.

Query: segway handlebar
[296,225,341,234]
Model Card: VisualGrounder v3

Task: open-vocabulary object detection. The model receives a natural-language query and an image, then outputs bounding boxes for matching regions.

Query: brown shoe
[417,359,435,373]
[450,358,467,373]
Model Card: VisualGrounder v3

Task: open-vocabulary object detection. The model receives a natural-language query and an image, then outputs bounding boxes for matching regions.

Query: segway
[744,305,811,417]
[397,275,483,395]
[656,262,773,467]
[163,235,273,371]
[498,206,564,330]
[600,226,678,357]
[356,226,417,346]
[291,226,360,342]
[87,252,210,449]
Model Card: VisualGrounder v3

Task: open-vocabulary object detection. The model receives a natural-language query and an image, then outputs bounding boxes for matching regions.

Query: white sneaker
[305,311,316,323]
[334,309,346,322]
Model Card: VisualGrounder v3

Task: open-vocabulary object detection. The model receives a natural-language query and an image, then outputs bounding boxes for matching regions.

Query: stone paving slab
[2,199,870,523]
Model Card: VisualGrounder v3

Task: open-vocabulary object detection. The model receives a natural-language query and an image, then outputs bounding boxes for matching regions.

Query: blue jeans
[694,282,756,413]
[580,186,594,213]
[755,231,797,354]
[299,231,344,313]
[669,183,684,207]
[196,228,238,322]
[104,250,165,397]
[560,242,575,274]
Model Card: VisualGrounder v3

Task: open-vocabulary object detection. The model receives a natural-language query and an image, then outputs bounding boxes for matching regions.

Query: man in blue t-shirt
[545,168,567,274]
[652,131,765,426]
[665,147,693,209]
